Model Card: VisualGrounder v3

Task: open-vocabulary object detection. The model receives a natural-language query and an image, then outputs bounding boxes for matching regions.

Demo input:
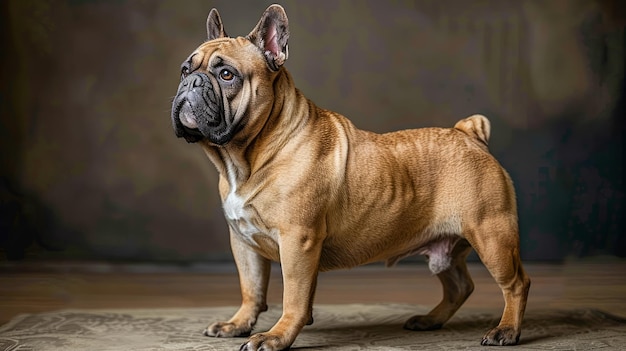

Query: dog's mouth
[171,73,234,145]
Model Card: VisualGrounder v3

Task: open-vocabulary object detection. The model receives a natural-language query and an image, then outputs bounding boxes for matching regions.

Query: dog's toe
[403,315,443,331]
[481,326,520,346]
[205,321,251,338]
[240,332,290,351]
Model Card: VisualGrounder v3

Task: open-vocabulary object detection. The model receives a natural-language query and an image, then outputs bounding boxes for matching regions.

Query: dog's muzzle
[171,72,231,144]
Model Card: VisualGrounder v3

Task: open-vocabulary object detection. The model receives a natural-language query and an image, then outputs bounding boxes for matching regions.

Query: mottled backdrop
[0,0,624,262]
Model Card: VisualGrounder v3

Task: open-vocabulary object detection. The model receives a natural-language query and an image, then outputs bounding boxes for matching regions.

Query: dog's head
[171,5,289,145]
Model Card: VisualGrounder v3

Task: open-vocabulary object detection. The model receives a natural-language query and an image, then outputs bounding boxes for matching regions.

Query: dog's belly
[318,218,463,272]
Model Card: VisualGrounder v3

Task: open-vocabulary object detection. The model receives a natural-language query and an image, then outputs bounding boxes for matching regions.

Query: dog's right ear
[206,8,227,40]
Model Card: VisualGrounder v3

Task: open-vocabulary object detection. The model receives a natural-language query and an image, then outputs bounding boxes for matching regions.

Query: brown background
[0,0,624,262]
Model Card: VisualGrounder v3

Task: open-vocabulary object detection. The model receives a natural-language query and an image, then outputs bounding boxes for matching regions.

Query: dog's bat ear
[206,8,227,40]
[247,4,289,71]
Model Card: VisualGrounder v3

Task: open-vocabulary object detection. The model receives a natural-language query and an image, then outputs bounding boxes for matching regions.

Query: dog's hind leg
[404,239,474,331]
[465,216,531,346]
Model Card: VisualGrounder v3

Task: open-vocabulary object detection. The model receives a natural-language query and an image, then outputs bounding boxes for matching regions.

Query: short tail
[454,114,491,150]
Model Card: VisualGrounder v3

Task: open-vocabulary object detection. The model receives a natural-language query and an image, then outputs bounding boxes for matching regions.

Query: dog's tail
[454,114,490,150]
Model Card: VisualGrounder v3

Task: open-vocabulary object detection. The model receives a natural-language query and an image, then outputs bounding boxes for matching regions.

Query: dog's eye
[219,69,234,81]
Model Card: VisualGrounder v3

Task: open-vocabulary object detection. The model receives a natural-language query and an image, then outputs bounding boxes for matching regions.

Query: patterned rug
[1,304,625,350]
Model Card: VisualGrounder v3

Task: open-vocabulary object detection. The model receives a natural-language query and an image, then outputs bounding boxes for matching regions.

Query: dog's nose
[181,73,208,90]
[191,75,204,88]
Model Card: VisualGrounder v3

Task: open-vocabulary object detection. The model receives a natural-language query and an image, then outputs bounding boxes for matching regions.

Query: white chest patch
[223,191,262,243]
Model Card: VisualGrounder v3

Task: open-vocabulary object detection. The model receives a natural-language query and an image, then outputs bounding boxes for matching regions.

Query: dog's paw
[204,321,251,338]
[239,332,290,351]
[403,315,443,331]
[481,325,520,346]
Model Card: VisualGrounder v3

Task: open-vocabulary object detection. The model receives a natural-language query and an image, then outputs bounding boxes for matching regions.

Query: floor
[1,259,625,326]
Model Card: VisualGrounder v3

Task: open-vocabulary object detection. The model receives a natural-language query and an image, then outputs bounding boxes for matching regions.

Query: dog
[171,5,531,350]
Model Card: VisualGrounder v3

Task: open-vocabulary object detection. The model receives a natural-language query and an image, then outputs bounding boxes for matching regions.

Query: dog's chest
[223,191,265,243]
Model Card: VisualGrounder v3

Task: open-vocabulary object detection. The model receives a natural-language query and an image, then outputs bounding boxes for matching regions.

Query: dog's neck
[200,68,315,190]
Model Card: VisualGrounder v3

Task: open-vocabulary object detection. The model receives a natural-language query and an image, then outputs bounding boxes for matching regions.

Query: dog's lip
[182,125,203,136]
[174,91,223,128]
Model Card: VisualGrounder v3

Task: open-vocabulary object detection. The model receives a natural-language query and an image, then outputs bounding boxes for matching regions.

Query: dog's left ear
[206,8,227,40]
[247,4,289,71]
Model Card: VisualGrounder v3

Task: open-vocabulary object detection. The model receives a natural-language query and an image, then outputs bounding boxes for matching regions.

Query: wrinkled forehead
[186,37,262,72]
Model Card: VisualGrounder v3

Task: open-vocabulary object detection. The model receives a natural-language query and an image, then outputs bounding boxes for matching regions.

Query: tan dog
[171,5,530,350]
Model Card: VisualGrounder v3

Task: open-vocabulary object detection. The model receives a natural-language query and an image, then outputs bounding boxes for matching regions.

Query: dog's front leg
[241,227,322,351]
[205,230,270,338]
